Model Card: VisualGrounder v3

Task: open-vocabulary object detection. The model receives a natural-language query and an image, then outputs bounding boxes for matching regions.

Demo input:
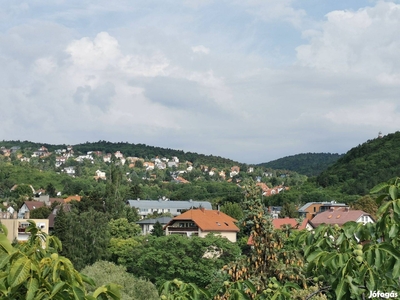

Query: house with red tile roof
[310,207,374,227]
[164,208,240,242]
[247,217,314,245]
[297,201,349,221]
[18,201,45,218]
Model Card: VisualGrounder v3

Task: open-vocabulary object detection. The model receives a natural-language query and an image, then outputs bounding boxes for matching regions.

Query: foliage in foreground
[81,261,159,300]
[0,221,121,299]
[159,178,400,299]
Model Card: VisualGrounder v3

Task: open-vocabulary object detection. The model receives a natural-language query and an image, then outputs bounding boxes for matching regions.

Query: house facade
[126,199,212,218]
[136,216,173,235]
[1,219,49,242]
[164,208,240,242]
[310,207,375,227]
[298,201,349,220]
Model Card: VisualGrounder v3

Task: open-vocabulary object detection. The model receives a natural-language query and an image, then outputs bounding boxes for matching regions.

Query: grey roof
[298,202,348,212]
[136,216,172,225]
[126,199,212,210]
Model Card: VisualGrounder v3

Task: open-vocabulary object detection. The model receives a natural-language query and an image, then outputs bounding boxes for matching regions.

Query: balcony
[167,227,198,232]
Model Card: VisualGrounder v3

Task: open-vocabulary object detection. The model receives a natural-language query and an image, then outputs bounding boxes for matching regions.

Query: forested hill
[0,140,246,169]
[317,131,400,195]
[257,153,343,177]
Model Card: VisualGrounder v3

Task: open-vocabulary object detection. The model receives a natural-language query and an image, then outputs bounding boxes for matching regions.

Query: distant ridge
[317,131,400,195]
[0,140,247,169]
[257,153,343,177]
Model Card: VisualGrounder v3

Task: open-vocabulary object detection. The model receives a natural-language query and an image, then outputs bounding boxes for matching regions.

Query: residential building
[1,219,49,242]
[164,208,240,242]
[63,166,76,176]
[310,207,375,227]
[126,199,212,218]
[298,201,349,220]
[95,170,106,180]
[136,216,173,235]
[18,201,45,218]
[247,217,314,246]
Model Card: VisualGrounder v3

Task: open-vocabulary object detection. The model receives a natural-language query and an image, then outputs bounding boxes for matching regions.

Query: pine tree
[151,221,164,237]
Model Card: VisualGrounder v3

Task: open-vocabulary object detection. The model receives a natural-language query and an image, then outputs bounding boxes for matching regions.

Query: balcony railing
[167,227,198,232]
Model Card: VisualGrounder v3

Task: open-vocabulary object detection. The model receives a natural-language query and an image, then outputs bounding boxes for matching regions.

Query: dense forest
[317,131,400,195]
[257,153,343,176]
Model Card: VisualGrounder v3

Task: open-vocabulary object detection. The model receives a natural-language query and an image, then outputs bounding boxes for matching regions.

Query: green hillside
[0,140,246,169]
[257,153,343,176]
[317,131,400,195]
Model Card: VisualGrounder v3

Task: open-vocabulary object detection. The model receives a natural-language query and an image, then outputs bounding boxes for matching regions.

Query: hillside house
[310,207,374,227]
[298,202,349,221]
[1,219,49,242]
[136,216,173,235]
[247,217,314,246]
[126,199,212,218]
[164,208,240,242]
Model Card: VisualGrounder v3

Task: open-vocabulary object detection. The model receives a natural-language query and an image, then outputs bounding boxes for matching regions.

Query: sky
[1,0,400,164]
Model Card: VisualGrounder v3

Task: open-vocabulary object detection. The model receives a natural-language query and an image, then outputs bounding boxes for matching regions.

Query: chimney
[25,211,30,219]
[330,207,334,212]
[344,207,349,212]
[200,207,205,212]
[13,211,17,219]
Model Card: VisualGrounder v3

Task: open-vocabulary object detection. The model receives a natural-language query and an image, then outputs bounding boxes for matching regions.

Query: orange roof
[64,195,82,202]
[167,209,239,232]
[247,218,313,245]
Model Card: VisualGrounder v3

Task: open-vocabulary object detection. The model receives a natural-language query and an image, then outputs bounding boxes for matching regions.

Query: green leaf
[389,185,398,200]
[25,277,39,300]
[50,281,65,298]
[306,250,324,263]
[374,248,382,269]
[8,256,31,288]
[72,286,85,300]
[388,224,398,238]
[80,273,95,287]
[393,200,400,215]
[393,259,400,278]
[0,253,10,269]
[370,182,389,194]
[366,269,378,291]
[335,279,348,300]
[378,243,400,260]
[0,231,14,254]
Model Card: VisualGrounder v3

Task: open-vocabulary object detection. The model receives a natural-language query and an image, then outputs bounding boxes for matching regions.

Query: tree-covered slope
[317,131,400,195]
[257,153,343,176]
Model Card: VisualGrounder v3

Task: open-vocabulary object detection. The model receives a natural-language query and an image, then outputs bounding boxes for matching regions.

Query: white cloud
[2,1,400,163]
[296,1,400,79]
[191,45,210,54]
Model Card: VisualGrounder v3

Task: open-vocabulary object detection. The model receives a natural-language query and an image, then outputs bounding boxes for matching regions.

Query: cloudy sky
[1,0,400,164]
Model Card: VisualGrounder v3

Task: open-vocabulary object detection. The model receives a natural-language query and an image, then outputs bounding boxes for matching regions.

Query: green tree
[53,205,68,245]
[29,206,52,219]
[81,261,159,300]
[46,182,57,197]
[127,234,241,288]
[108,218,141,239]
[150,221,164,237]
[54,209,111,270]
[350,195,378,219]
[222,184,304,299]
[296,177,400,299]
[220,202,243,221]
[279,202,298,218]
[0,221,121,299]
